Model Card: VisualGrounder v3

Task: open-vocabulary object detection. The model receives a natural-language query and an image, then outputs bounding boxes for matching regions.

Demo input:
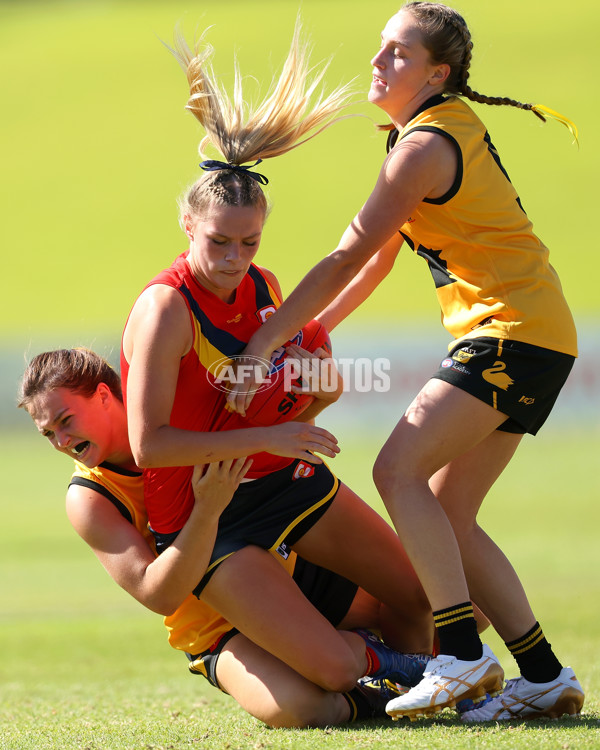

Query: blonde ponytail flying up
[166,19,356,167]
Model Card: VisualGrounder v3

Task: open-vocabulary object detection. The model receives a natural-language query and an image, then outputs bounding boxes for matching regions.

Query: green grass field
[2,429,600,748]
[2,0,600,747]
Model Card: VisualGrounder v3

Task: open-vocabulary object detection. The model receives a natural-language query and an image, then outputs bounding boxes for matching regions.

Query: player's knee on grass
[256,690,349,728]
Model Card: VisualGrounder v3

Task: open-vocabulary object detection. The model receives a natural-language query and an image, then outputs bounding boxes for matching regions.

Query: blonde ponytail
[167,20,356,166]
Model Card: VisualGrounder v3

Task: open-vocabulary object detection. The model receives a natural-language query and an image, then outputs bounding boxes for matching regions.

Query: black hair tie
[199,158,269,185]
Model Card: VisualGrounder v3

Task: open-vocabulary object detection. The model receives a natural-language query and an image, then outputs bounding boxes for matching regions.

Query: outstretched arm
[316,232,404,333]
[226,129,454,415]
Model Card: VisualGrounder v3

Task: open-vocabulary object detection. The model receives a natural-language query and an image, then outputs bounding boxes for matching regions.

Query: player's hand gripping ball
[244,319,331,426]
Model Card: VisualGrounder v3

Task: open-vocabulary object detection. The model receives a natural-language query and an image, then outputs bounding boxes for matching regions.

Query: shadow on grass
[350,712,600,731]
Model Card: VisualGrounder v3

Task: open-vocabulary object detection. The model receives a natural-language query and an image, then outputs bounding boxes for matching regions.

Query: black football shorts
[432,337,575,435]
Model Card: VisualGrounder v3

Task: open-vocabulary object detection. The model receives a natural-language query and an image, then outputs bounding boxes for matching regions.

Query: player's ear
[430,63,450,85]
[183,214,195,241]
[96,382,112,407]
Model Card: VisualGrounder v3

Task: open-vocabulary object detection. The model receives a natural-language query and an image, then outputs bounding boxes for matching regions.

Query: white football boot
[386,645,504,720]
[460,667,584,722]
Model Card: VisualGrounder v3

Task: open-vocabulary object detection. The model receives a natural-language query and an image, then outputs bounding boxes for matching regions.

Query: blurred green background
[1,0,598,347]
[1,1,599,743]
[2,0,599,425]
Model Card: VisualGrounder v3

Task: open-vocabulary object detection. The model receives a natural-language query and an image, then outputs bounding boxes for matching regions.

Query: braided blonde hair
[166,20,356,222]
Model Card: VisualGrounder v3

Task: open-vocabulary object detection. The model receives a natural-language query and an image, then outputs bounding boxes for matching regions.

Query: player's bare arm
[66,459,252,615]
[226,130,455,414]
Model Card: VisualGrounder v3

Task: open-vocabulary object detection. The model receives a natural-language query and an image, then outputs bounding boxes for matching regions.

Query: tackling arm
[316,232,404,333]
[66,459,251,615]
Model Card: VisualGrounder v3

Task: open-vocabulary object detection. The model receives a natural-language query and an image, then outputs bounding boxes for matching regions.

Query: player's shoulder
[129,281,190,332]
[254,264,282,301]
[66,473,134,536]
[385,128,457,190]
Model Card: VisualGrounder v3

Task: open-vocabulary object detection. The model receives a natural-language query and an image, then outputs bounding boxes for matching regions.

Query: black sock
[433,602,482,660]
[506,622,562,683]
[341,684,387,721]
